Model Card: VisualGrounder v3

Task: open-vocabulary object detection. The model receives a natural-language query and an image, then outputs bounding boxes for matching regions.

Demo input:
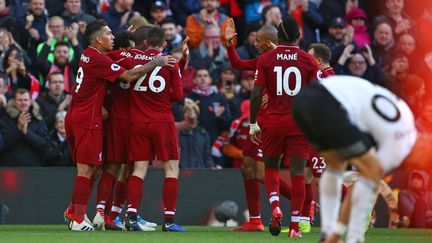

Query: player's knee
[76,163,94,178]
[164,160,179,178]
[241,163,255,180]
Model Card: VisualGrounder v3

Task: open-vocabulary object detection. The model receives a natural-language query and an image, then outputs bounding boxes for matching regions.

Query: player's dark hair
[85,19,108,42]
[277,16,300,44]
[134,25,152,46]
[308,43,332,63]
[55,41,70,50]
[147,27,166,47]
[113,31,134,50]
[159,17,176,27]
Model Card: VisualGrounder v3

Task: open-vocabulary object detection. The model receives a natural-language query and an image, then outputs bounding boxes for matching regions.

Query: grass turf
[0,225,431,243]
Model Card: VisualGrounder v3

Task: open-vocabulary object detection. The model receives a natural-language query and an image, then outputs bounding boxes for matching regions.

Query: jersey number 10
[274,66,302,96]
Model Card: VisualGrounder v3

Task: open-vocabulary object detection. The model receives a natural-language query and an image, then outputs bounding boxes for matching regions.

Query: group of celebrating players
[62,14,420,243]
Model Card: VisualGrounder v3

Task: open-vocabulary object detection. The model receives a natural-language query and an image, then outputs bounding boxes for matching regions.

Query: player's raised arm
[118,55,177,83]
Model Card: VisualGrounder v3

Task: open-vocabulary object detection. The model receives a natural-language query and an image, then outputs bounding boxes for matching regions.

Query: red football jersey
[318,66,336,79]
[255,44,320,128]
[67,46,126,129]
[118,48,183,122]
[107,48,144,120]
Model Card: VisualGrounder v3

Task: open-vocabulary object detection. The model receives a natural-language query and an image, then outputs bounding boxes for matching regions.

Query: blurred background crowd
[0,0,431,228]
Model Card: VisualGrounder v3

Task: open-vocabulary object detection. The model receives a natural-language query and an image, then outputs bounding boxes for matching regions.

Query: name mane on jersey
[277,53,298,61]
[134,54,155,61]
[80,54,90,63]
[120,51,132,58]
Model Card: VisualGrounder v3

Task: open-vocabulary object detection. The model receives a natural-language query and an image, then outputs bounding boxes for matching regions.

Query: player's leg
[94,162,120,230]
[232,155,264,232]
[125,160,153,231]
[161,159,187,232]
[343,149,383,243]
[110,164,128,221]
[287,155,307,237]
[264,155,283,236]
[69,162,96,231]
[299,166,314,234]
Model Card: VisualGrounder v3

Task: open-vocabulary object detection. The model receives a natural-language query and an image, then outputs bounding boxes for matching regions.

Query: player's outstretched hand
[181,36,190,60]
[249,123,261,145]
[154,55,177,67]
[224,18,237,47]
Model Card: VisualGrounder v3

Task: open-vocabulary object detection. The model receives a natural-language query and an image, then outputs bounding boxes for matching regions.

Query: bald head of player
[277,16,300,45]
[134,25,153,50]
[145,27,167,51]
[255,25,278,54]
[85,19,114,53]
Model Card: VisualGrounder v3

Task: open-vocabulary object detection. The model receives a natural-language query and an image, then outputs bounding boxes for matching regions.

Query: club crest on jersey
[111,64,121,71]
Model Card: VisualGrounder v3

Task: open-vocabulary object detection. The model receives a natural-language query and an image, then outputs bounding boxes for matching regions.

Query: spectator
[382,51,409,93]
[0,89,51,166]
[416,99,432,134]
[260,4,282,28]
[335,44,384,85]
[188,68,232,144]
[398,170,432,228]
[46,111,73,166]
[160,17,183,55]
[186,0,228,49]
[0,0,18,41]
[36,16,82,67]
[189,25,230,82]
[0,28,30,71]
[371,21,395,68]
[177,98,215,169]
[288,0,324,48]
[218,65,237,101]
[345,7,371,48]
[398,74,425,117]
[19,0,48,63]
[322,16,354,66]
[396,33,429,81]
[36,40,81,92]
[374,0,414,38]
[319,0,360,25]
[100,0,139,34]
[149,1,168,26]
[45,0,65,16]
[236,22,261,60]
[3,46,40,99]
[170,0,201,27]
[36,71,71,131]
[62,0,96,26]
[0,74,8,104]
[229,70,254,120]
[61,0,97,47]
[242,0,281,24]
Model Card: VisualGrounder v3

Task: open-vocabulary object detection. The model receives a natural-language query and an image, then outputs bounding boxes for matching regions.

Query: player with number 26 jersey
[118,48,183,161]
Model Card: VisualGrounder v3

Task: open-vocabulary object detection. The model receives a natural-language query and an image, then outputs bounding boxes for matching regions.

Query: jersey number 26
[134,66,165,93]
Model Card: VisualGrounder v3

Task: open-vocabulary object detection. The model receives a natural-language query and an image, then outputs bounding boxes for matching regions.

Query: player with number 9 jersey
[66,46,126,165]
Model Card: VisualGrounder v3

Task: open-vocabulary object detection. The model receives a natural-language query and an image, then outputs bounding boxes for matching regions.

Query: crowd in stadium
[0,0,430,169]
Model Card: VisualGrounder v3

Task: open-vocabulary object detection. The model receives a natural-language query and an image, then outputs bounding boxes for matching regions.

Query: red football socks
[110,180,127,220]
[290,175,306,231]
[265,168,280,210]
[96,172,116,211]
[279,176,292,200]
[126,176,144,216]
[163,177,178,220]
[302,183,313,217]
[71,176,92,223]
[244,179,261,219]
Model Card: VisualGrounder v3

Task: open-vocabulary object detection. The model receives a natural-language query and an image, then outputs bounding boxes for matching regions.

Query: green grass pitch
[0,225,431,243]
